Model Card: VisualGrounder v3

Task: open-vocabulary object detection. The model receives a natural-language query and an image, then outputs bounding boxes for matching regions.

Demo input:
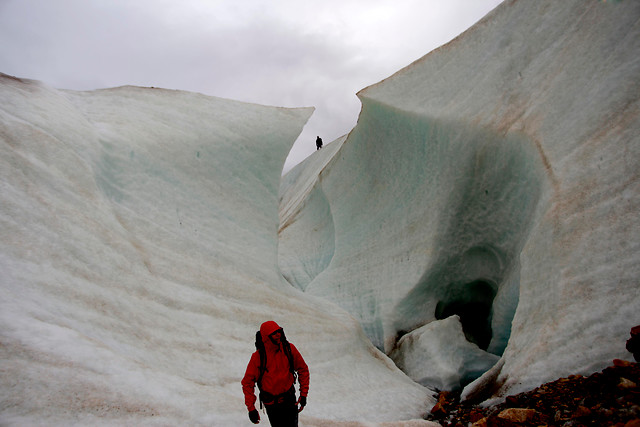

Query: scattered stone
[570,405,591,419]
[615,359,635,368]
[619,378,637,389]
[426,361,640,426]
[496,408,538,423]
[431,401,447,417]
[430,390,454,417]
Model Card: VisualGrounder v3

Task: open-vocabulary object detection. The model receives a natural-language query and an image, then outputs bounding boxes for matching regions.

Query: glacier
[1,0,640,425]
[0,78,433,425]
[279,0,640,402]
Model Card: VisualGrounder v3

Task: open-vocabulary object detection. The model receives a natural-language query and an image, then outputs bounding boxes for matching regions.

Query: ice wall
[278,0,640,399]
[0,74,433,425]
[278,135,347,291]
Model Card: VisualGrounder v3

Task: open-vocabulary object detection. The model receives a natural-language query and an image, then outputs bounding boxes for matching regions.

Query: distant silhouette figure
[316,136,323,150]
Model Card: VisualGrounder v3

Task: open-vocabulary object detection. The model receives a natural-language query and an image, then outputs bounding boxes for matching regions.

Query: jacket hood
[260,321,282,339]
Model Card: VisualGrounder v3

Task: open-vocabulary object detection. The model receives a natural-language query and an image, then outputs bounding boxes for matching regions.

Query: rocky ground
[426,360,640,427]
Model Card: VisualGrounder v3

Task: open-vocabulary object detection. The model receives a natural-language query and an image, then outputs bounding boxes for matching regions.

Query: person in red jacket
[242,321,310,426]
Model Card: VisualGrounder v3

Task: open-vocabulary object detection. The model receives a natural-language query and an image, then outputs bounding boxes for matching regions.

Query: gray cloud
[0,0,503,172]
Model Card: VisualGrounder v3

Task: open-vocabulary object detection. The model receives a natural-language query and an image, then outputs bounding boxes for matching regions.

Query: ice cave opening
[434,279,497,351]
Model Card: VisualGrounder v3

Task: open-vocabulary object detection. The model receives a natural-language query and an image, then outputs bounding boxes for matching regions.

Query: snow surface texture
[0,76,433,425]
[279,0,640,401]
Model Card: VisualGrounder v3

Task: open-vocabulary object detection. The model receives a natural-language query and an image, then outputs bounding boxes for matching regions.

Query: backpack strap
[255,331,267,409]
[281,332,297,384]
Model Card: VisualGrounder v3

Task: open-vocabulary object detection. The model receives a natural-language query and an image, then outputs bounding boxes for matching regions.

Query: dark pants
[264,387,298,427]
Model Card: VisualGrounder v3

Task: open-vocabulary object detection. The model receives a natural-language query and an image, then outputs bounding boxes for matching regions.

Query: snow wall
[279,0,640,401]
[0,78,433,425]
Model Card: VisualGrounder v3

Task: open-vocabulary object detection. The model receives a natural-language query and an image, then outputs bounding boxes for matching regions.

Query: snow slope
[279,0,640,400]
[0,75,433,425]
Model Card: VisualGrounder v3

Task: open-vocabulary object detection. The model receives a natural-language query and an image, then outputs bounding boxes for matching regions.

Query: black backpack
[255,330,297,407]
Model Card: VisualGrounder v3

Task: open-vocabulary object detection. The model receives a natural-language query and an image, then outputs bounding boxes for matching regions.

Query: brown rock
[614,359,634,368]
[430,401,446,416]
[470,409,486,422]
[624,420,640,427]
[571,405,591,418]
[430,391,453,416]
[430,390,454,417]
[471,417,488,427]
[618,377,637,389]
[497,407,538,423]
[486,415,520,427]
[505,395,519,406]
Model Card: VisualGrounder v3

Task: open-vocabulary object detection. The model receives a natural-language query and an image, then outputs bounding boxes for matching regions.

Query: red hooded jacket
[241,321,310,412]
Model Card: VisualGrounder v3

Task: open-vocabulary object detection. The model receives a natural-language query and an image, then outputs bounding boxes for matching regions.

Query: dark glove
[248,409,260,424]
[297,396,307,412]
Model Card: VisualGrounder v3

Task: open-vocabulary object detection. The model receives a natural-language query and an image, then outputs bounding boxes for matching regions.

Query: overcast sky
[0,0,502,173]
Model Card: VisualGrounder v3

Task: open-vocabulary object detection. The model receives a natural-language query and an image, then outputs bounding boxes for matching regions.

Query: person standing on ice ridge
[242,321,309,426]
[315,136,323,150]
